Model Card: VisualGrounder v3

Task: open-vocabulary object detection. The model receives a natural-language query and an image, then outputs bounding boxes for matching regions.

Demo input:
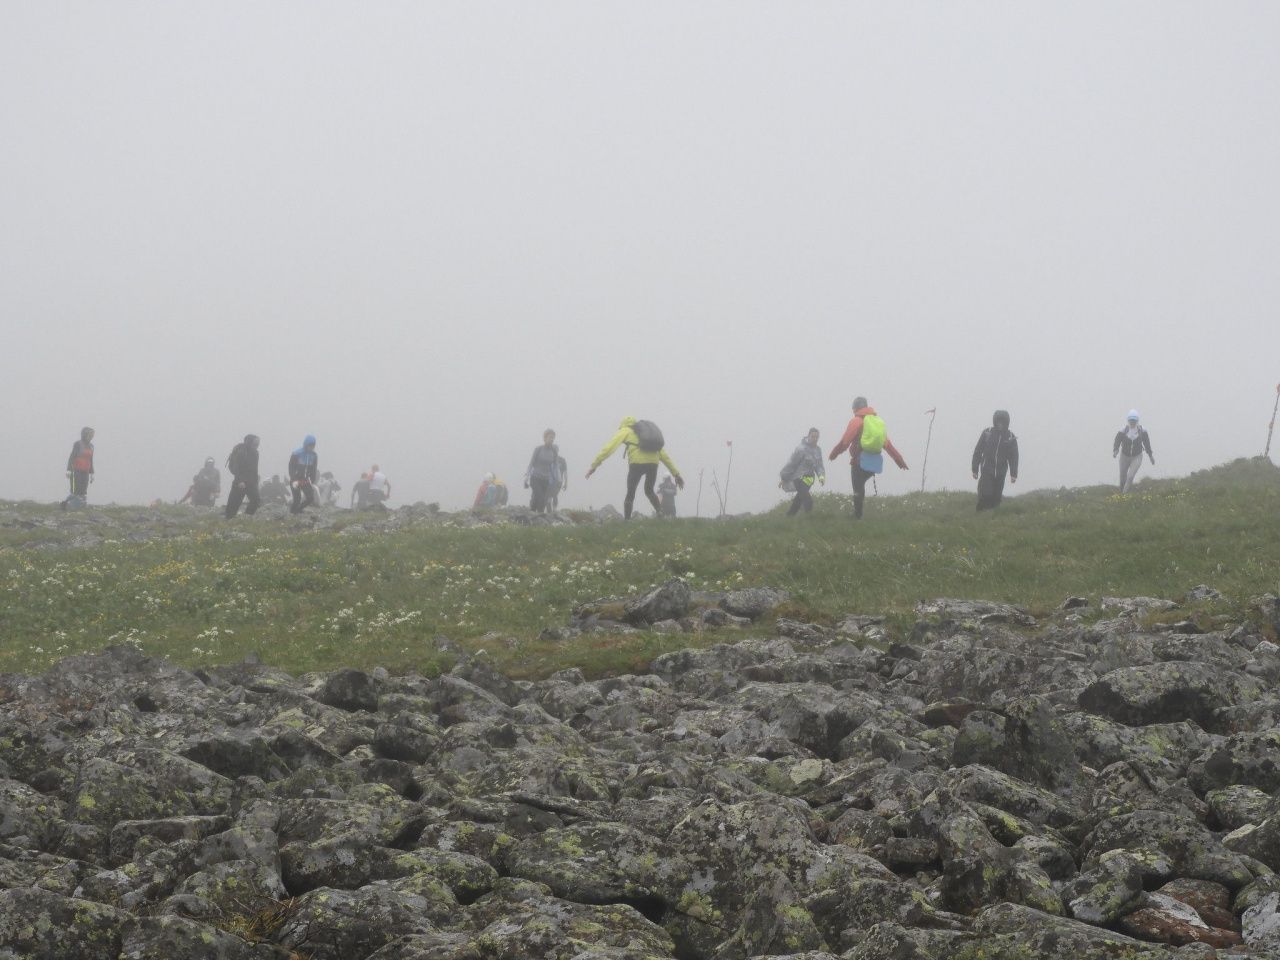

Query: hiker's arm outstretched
[828,419,860,460]
[588,429,628,473]
[659,450,681,479]
[885,437,909,470]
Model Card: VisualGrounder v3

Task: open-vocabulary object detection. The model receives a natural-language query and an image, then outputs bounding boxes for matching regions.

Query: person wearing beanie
[1113,410,1154,493]
[971,410,1019,511]
[828,397,908,519]
[225,434,261,518]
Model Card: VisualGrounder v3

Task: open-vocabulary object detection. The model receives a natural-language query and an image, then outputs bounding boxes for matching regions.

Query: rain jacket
[829,407,908,469]
[591,417,681,475]
[67,440,94,475]
[288,441,318,484]
[1113,426,1153,459]
[972,427,1019,481]
[780,439,826,483]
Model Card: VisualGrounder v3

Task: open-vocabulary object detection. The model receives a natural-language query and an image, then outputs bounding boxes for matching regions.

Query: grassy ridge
[2,458,1277,679]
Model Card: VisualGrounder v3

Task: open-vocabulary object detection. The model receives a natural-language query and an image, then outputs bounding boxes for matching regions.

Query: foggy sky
[3,3,1277,514]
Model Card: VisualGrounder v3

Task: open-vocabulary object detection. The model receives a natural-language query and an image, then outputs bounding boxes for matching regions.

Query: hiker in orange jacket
[828,397,908,519]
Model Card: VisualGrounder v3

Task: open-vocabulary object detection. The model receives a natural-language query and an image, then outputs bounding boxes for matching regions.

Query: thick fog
[3,4,1277,514]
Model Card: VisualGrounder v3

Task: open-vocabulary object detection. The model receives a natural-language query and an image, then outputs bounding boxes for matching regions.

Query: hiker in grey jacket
[779,428,825,516]
[524,429,562,514]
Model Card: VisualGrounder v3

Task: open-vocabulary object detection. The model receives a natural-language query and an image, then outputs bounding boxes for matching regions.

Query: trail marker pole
[722,441,734,516]
[921,408,937,492]
[1267,385,1280,460]
[695,469,704,518]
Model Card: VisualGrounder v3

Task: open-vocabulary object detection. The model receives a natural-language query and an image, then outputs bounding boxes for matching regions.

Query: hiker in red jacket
[828,397,908,519]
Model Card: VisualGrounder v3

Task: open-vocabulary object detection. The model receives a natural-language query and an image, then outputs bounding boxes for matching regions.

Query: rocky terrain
[4,585,1280,958]
[0,501,616,552]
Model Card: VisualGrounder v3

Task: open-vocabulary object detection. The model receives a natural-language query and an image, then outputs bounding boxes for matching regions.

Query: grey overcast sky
[2,3,1277,513]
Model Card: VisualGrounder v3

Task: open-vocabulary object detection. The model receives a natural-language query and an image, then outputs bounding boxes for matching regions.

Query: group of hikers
[59,405,1157,517]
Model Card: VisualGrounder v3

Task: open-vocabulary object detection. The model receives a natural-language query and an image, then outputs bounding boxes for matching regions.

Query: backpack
[633,420,665,453]
[859,415,886,454]
[227,443,246,477]
[494,481,509,506]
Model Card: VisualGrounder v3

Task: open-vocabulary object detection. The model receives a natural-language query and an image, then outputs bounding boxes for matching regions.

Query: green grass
[2,458,1278,679]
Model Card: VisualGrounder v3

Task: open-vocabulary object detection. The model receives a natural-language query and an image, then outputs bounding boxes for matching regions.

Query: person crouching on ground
[972,410,1018,511]
[828,398,908,519]
[779,428,825,516]
[585,417,683,519]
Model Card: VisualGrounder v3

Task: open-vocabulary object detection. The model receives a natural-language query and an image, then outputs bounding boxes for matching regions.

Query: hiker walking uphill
[287,435,319,514]
[182,458,221,506]
[524,429,562,514]
[61,427,95,509]
[829,398,908,519]
[972,411,1019,511]
[1114,410,1155,493]
[779,428,825,516]
[224,434,261,518]
[585,417,684,519]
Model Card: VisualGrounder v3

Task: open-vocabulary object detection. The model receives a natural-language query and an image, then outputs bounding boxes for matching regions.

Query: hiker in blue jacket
[288,435,319,514]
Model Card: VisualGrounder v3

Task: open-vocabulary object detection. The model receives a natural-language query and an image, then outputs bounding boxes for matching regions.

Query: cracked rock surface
[2,592,1279,958]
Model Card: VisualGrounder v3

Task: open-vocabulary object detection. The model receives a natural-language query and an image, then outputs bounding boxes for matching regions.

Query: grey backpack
[633,420,665,453]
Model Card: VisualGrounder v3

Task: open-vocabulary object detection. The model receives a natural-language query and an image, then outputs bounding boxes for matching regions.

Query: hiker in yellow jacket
[585,417,684,519]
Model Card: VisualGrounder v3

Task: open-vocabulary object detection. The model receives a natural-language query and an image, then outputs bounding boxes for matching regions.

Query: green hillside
[2,458,1277,679]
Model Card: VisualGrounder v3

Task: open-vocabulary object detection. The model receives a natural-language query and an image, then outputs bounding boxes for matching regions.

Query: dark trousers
[624,463,660,519]
[529,477,551,513]
[850,464,874,518]
[787,478,815,516]
[291,481,317,514]
[977,472,1006,511]
[225,478,261,518]
[63,471,90,506]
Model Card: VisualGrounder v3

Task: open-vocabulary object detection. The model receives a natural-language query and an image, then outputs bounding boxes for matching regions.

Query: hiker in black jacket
[971,410,1019,511]
[224,434,261,518]
[1113,410,1154,493]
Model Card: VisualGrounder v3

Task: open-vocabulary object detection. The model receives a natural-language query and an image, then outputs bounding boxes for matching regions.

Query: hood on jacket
[619,417,637,428]
[993,410,1010,429]
[303,434,316,447]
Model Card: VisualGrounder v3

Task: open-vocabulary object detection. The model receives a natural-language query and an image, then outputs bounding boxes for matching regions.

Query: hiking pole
[921,408,936,493]
[1267,384,1280,460]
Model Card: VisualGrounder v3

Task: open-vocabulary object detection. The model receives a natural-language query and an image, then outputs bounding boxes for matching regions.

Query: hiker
[62,427,95,509]
[260,475,289,506]
[366,465,391,507]
[658,475,679,517]
[779,428,826,516]
[523,430,561,514]
[182,458,222,506]
[350,473,370,510]
[473,473,508,509]
[550,452,568,512]
[828,397,908,519]
[971,411,1019,511]
[585,417,684,519]
[287,435,319,514]
[1113,410,1155,493]
[317,472,341,506]
[224,434,261,518]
